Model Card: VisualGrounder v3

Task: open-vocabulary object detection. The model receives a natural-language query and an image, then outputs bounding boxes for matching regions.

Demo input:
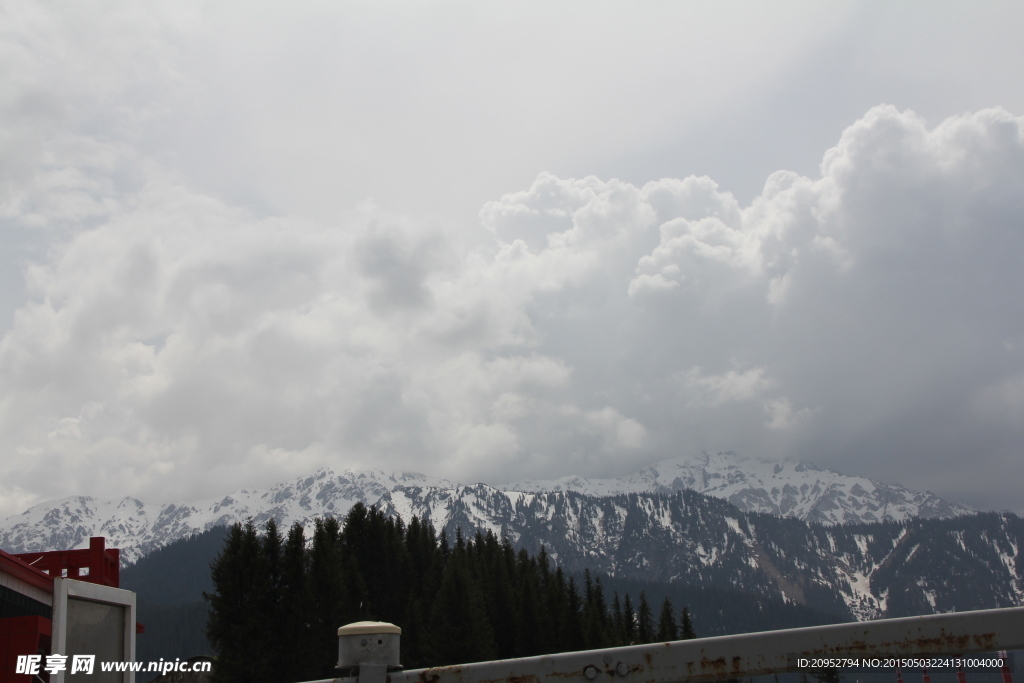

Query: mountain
[0,452,972,565]
[378,485,1022,621]
[0,469,454,563]
[503,451,974,525]
[2,459,1018,622]
[112,484,1021,622]
[120,526,230,607]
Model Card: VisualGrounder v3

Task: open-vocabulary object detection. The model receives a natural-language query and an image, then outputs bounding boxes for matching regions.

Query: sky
[1,1,1023,518]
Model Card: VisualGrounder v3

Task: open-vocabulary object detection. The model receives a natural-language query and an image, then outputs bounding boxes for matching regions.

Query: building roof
[0,547,55,594]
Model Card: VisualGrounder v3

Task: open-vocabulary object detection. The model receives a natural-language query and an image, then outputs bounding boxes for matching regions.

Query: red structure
[0,617,52,683]
[0,550,54,683]
[13,536,120,588]
[1,537,139,683]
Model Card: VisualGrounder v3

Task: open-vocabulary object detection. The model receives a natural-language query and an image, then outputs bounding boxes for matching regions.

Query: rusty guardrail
[301,606,1024,683]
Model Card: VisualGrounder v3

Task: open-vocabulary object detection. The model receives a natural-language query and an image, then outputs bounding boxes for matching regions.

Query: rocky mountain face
[0,469,454,563]
[3,452,1011,623]
[503,451,974,525]
[0,452,972,565]
[380,485,1022,621]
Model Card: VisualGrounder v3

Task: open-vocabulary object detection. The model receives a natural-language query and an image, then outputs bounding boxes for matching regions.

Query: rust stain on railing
[417,665,463,683]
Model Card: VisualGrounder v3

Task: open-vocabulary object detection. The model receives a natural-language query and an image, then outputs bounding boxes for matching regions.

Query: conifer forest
[205,503,696,683]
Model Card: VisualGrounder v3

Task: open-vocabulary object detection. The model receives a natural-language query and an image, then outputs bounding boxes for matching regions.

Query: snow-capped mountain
[0,468,454,564]
[0,452,971,566]
[503,451,973,525]
[0,454,1017,622]
[374,486,1023,621]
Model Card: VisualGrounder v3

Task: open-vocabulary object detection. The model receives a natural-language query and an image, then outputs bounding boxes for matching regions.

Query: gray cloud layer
[2,104,1022,516]
[1,3,1023,517]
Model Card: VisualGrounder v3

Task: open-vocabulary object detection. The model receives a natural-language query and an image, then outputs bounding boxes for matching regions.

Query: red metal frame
[0,550,53,594]
[13,537,119,588]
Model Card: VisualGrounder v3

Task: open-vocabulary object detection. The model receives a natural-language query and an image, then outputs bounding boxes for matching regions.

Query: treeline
[206,503,696,683]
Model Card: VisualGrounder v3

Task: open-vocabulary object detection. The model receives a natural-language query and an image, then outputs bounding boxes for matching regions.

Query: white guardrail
[297,607,1024,683]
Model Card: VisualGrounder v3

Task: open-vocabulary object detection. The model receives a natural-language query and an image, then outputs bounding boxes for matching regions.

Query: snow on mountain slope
[1,451,972,565]
[503,451,973,525]
[1,457,1016,622]
[0,468,454,564]
[389,485,1022,621]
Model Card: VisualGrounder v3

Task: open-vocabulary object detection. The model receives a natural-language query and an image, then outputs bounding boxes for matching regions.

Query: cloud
[680,366,775,408]
[1,98,1024,515]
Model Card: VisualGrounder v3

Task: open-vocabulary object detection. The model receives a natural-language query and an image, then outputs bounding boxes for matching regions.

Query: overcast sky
[2,1,1023,518]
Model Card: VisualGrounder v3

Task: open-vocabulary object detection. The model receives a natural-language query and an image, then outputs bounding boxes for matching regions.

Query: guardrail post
[336,622,402,683]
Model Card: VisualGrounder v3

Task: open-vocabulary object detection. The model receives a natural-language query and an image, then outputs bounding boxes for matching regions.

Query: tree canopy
[206,504,697,683]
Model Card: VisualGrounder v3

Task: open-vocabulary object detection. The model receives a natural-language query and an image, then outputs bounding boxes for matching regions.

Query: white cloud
[681,366,775,408]
[0,158,662,505]
[5,105,1024,513]
[2,1,1024,516]
[763,397,815,432]
[583,408,647,451]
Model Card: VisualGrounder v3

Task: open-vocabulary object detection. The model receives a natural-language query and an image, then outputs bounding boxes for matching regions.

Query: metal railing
[306,607,1024,683]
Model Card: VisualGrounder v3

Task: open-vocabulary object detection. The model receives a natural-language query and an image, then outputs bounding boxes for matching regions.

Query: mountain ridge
[0,452,972,565]
[2,456,1019,623]
[502,451,972,525]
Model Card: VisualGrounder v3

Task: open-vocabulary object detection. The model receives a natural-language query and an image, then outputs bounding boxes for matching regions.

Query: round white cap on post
[337,621,402,671]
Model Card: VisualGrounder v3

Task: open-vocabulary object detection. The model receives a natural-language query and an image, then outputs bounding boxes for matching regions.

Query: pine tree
[680,606,696,639]
[260,520,285,682]
[379,514,413,623]
[439,529,450,561]
[309,517,363,677]
[592,577,610,638]
[550,567,579,654]
[425,537,495,665]
[341,503,401,619]
[657,597,678,641]
[206,521,272,683]
[401,596,429,669]
[515,549,544,656]
[532,544,556,653]
[476,532,514,659]
[205,522,241,683]
[636,591,653,643]
[622,593,636,643]
[582,573,609,649]
[279,522,314,681]
[611,592,624,645]
[563,577,585,652]
[583,569,594,609]
[404,516,442,605]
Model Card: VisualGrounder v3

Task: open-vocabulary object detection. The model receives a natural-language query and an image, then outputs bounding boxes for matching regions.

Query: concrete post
[336,621,402,683]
